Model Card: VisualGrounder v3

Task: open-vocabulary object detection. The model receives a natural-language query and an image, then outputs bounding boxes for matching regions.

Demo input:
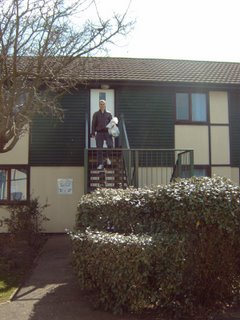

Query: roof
[76,57,240,86]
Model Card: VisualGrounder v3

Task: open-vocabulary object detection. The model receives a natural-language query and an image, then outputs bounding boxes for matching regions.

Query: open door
[90,89,115,147]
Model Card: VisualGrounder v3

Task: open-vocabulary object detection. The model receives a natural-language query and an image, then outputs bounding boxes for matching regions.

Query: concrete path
[0,235,138,320]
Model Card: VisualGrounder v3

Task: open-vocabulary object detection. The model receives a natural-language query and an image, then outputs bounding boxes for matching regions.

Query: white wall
[30,167,85,232]
[175,125,209,164]
[0,132,29,164]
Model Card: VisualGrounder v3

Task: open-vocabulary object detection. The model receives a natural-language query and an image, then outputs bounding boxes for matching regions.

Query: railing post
[134,150,139,187]
[127,150,132,186]
[84,149,89,194]
[119,113,130,149]
[190,150,194,177]
[178,154,182,178]
[84,113,89,193]
[85,113,89,148]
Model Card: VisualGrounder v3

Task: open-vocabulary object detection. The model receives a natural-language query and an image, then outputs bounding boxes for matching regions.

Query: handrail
[170,159,179,182]
[171,150,187,182]
[119,114,130,149]
[85,113,89,149]
[171,150,194,182]
[118,114,132,185]
[87,147,193,152]
[84,113,89,193]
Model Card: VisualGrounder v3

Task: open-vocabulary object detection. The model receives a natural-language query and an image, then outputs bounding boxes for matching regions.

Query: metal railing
[84,113,89,193]
[119,115,193,186]
[118,114,131,185]
[118,114,130,149]
[170,150,194,181]
[84,113,194,192]
[86,148,194,192]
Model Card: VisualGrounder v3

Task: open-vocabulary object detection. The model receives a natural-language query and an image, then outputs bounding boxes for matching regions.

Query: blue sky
[95,0,240,62]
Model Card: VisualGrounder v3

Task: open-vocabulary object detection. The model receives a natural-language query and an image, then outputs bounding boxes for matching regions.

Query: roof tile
[75,57,240,85]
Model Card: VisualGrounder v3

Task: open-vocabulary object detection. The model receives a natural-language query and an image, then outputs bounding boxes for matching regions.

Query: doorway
[90,89,115,147]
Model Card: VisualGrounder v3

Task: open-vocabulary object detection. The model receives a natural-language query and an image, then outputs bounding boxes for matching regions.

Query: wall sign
[57,179,73,195]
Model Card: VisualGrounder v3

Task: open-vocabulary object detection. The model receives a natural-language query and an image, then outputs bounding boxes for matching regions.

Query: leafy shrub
[76,176,240,235]
[2,197,49,245]
[70,229,154,314]
[73,176,240,318]
[75,187,155,234]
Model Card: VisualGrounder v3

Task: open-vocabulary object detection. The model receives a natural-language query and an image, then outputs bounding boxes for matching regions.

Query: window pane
[99,92,106,101]
[176,93,189,120]
[194,168,207,177]
[10,169,27,201]
[192,93,207,121]
[0,170,8,200]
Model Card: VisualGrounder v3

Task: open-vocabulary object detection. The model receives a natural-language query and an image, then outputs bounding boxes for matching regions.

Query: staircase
[88,149,128,192]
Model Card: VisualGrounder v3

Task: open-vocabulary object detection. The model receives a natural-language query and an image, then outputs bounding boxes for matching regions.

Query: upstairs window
[0,166,29,204]
[176,93,207,122]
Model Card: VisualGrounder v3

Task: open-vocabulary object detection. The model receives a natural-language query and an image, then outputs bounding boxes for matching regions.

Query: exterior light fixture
[100,84,110,89]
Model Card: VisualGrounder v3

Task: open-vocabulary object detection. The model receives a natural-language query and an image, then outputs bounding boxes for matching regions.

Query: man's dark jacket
[92,110,112,135]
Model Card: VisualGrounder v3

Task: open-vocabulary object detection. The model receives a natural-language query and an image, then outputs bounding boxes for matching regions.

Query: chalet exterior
[1,57,240,232]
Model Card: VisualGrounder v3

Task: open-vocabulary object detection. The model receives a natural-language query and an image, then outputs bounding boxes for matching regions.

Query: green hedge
[76,176,240,236]
[72,176,240,318]
[71,230,154,314]
[75,187,152,234]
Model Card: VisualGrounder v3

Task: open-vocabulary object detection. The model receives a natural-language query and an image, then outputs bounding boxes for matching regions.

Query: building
[1,57,240,232]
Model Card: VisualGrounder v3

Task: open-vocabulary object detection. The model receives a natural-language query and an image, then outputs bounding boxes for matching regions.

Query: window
[193,167,209,177]
[0,166,29,204]
[176,93,207,122]
[99,92,106,101]
[181,165,210,178]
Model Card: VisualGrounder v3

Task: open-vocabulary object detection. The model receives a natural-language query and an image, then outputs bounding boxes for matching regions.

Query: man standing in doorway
[91,100,113,169]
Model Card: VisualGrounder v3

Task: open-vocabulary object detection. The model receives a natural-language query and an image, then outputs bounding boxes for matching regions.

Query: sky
[94,0,240,63]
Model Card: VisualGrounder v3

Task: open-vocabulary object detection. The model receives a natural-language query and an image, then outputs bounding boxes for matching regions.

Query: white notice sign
[57,179,73,195]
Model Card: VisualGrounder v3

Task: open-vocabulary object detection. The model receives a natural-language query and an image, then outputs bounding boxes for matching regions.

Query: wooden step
[88,150,128,191]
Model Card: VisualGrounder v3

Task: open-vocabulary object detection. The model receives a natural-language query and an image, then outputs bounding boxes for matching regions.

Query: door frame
[89,89,115,148]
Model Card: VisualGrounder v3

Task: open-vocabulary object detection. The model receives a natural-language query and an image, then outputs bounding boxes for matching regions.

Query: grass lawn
[0,235,46,303]
[0,270,22,303]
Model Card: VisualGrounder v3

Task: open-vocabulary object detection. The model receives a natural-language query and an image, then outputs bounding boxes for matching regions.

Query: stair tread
[88,149,128,191]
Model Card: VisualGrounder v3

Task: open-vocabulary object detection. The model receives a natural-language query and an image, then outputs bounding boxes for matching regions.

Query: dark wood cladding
[29,90,89,166]
[30,86,175,165]
[116,87,175,149]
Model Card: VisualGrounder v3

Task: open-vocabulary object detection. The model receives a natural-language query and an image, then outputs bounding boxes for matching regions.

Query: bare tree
[0,0,134,153]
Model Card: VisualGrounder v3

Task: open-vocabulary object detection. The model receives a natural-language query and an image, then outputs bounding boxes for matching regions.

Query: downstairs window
[0,166,29,204]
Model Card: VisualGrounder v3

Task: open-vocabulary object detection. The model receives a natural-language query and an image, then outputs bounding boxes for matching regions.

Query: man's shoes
[97,159,111,169]
[106,158,111,165]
